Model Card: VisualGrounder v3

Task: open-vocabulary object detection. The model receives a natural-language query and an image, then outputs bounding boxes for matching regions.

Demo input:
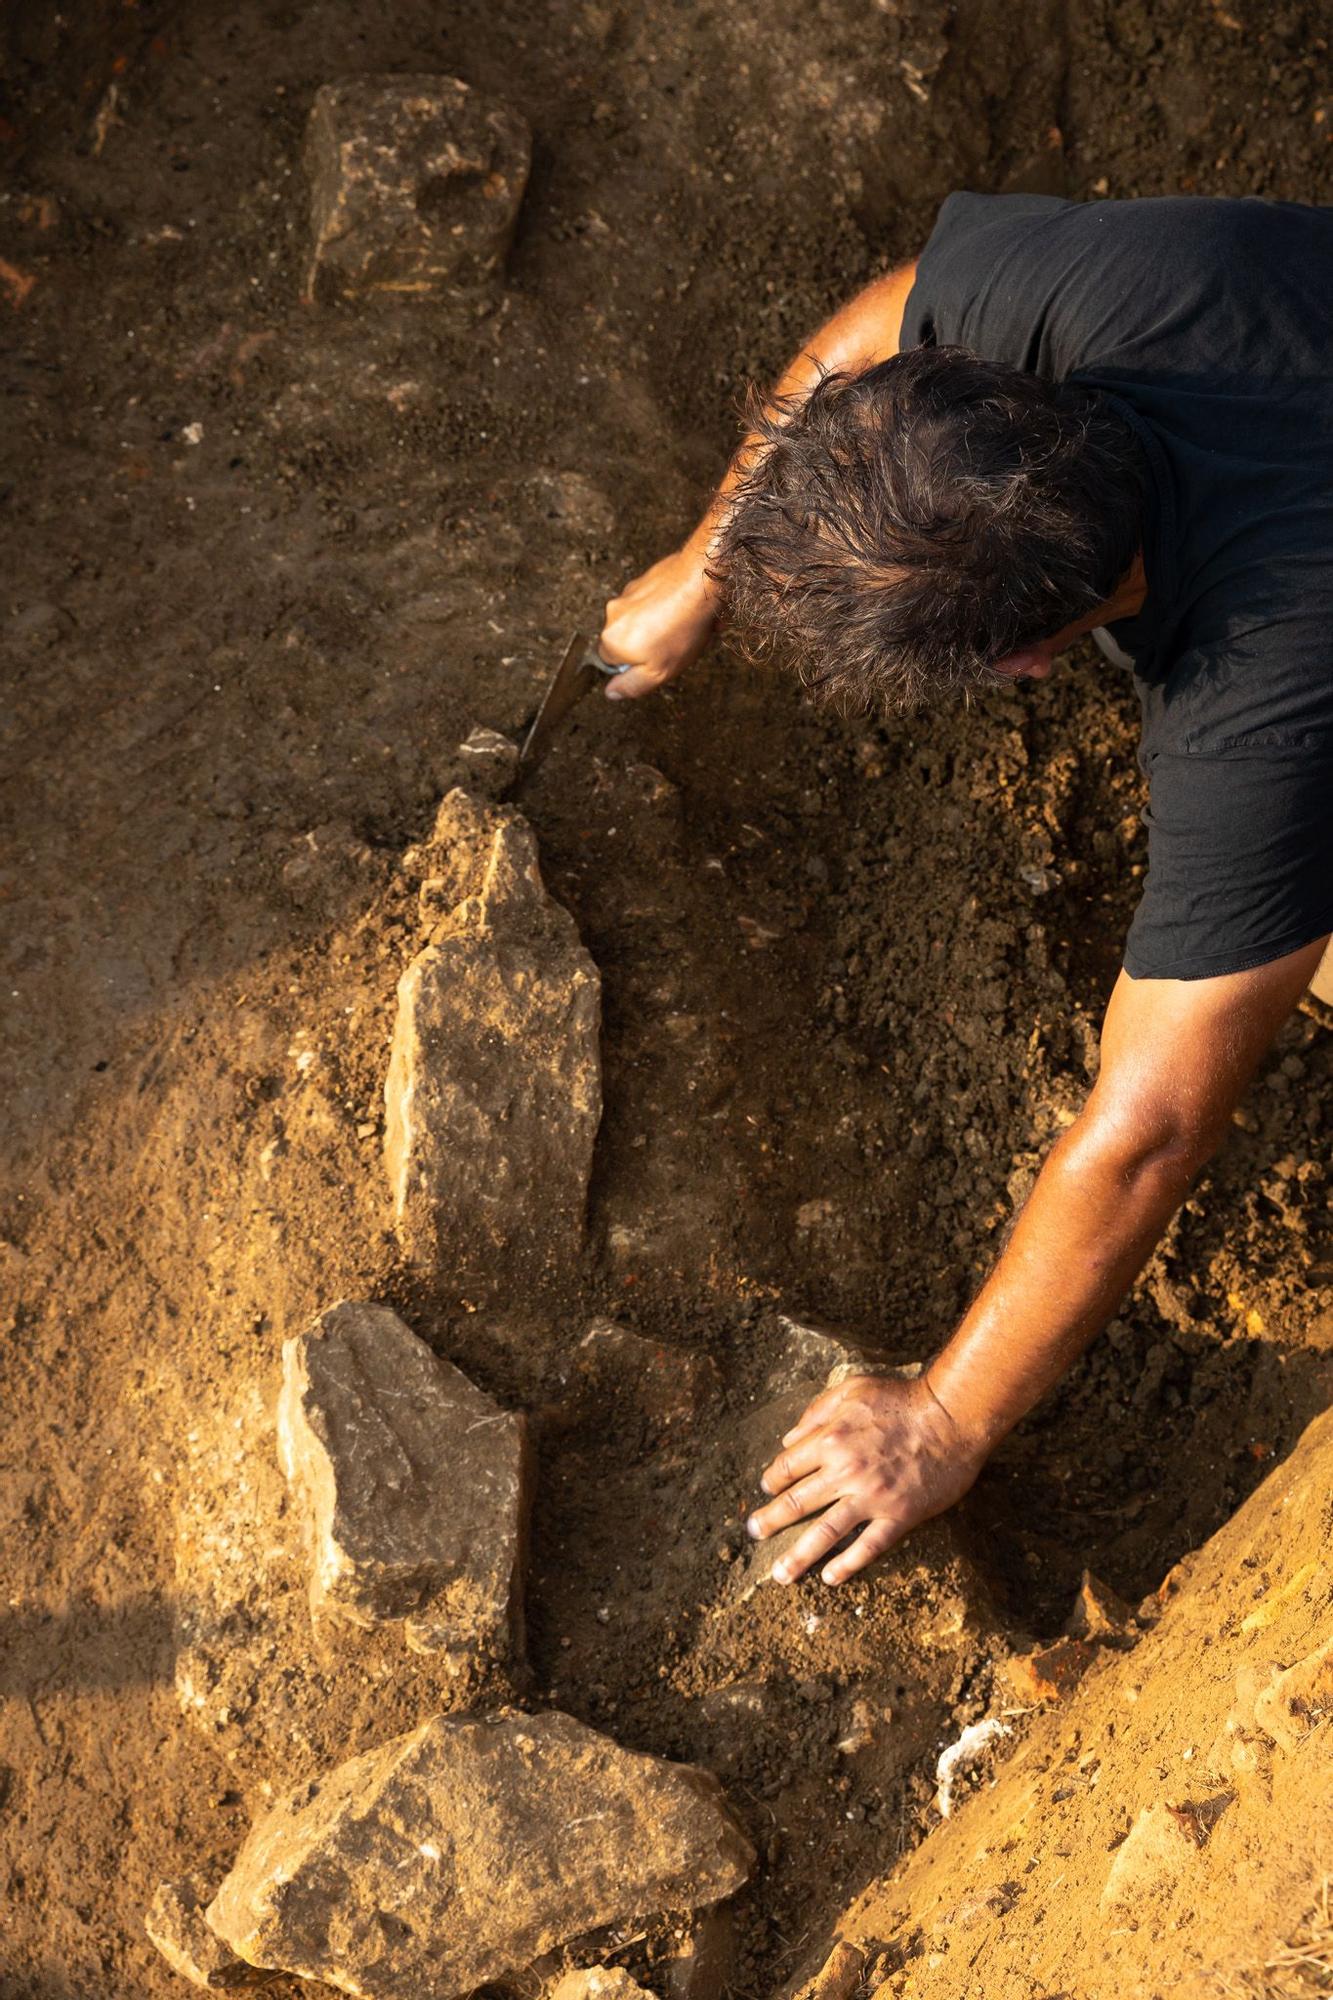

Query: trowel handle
[587,645,631,676]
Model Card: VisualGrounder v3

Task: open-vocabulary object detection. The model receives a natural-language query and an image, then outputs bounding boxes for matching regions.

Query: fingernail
[746,1514,763,1540]
[821,1568,837,1586]
[604,682,627,701]
[772,1561,793,1585]
[759,1474,773,1495]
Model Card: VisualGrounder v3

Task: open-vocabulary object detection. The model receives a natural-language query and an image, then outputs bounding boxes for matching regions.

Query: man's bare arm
[598,260,919,700]
[749,936,1328,1585]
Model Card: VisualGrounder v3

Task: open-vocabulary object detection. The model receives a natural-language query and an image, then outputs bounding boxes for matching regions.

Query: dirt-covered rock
[145,1879,273,1990]
[277,1299,530,1662]
[173,1381,501,1794]
[206,1709,755,2000]
[304,76,530,303]
[548,1971,655,2000]
[384,789,602,1285]
[758,1314,902,1399]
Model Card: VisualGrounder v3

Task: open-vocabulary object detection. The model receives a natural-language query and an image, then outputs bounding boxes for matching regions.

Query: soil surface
[2,2,1332,1997]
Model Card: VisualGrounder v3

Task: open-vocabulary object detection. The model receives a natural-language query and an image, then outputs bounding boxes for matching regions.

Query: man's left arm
[749,937,1329,1585]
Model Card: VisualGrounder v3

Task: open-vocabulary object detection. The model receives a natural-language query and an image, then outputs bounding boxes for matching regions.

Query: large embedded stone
[145,1879,273,1990]
[759,1313,907,1401]
[277,1300,530,1662]
[173,1379,497,1794]
[720,1322,925,1605]
[384,789,601,1283]
[305,76,530,303]
[206,1709,754,2000]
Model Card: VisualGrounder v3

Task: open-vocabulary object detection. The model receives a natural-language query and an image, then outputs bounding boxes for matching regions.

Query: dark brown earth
[2,2,1332,1996]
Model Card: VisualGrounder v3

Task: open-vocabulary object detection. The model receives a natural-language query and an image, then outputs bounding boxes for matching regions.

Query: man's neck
[1095,549,1148,626]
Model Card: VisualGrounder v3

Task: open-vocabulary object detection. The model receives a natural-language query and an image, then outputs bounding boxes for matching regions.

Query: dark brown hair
[709,345,1146,714]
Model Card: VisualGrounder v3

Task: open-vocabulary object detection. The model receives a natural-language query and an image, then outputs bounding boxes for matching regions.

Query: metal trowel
[514,632,629,781]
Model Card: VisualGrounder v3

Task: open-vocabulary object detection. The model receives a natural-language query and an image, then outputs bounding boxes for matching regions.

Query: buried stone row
[155,1301,754,1997]
[156,1290,969,1997]
[155,770,1023,1996]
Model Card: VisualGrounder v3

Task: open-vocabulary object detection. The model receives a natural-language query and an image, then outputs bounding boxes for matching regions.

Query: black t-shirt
[902,192,1333,981]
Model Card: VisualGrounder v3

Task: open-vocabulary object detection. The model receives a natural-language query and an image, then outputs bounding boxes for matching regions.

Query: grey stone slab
[207,1709,755,2000]
[278,1299,530,1662]
[384,790,601,1284]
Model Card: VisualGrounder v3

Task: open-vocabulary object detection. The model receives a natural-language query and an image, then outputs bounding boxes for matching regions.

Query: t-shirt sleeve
[1123,748,1333,980]
[901,191,1072,357]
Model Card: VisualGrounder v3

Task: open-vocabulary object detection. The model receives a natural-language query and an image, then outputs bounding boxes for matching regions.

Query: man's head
[710,345,1146,714]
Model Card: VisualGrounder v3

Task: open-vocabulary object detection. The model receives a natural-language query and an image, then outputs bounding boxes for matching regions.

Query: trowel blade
[516,631,615,777]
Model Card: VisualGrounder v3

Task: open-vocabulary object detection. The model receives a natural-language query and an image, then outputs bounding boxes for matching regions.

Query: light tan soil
[1,2,1331,1996]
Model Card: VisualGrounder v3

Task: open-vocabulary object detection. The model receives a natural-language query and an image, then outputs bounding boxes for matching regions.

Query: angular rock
[384,789,601,1282]
[146,1879,273,1990]
[1001,1635,1099,1704]
[277,1300,530,1662]
[759,1313,910,1401]
[1100,1801,1200,1911]
[1067,1568,1133,1642]
[207,1709,754,2000]
[549,1971,654,2000]
[305,76,530,304]
[173,1379,493,1794]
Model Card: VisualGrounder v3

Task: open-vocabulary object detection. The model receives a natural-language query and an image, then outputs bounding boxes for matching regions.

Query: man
[597,193,1333,1589]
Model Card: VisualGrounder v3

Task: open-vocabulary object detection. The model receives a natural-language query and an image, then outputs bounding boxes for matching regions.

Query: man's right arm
[598,259,920,700]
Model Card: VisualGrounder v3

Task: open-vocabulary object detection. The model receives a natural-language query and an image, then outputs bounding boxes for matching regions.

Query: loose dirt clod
[384,788,602,1284]
[205,1708,755,2000]
[304,75,530,303]
[277,1298,531,1661]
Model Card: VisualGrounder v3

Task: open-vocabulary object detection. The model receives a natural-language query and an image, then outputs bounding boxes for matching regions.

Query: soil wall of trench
[1,1,1332,1995]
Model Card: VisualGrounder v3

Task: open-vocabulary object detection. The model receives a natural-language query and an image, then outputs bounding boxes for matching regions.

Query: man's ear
[991,647,1052,682]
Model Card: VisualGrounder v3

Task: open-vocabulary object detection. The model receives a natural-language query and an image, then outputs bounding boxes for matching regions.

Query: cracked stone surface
[384,788,601,1285]
[206,1709,755,2000]
[277,1299,530,1662]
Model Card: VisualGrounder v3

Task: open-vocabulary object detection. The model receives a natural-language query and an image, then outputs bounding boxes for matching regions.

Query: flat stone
[277,1300,530,1662]
[384,789,601,1283]
[444,724,520,801]
[145,1879,273,1990]
[661,1904,735,2000]
[759,1313,909,1400]
[206,1709,754,2000]
[305,76,530,303]
[173,1379,491,1794]
[1251,1633,1333,1753]
[1100,1802,1198,1911]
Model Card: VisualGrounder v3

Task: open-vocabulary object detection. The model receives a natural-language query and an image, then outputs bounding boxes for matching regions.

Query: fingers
[602,660,675,701]
[820,1515,907,1587]
[771,1499,864,1585]
[747,1469,838,1542]
[758,1435,823,1497]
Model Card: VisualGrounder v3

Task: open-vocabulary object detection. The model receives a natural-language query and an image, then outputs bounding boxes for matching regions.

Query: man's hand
[598,547,717,701]
[599,260,920,704]
[746,1373,987,1587]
